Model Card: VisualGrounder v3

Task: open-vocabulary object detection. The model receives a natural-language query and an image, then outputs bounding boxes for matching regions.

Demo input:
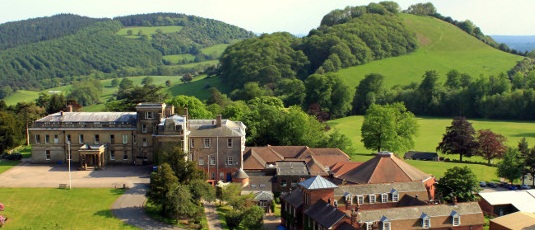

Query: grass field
[337,14,523,89]
[327,116,535,181]
[0,188,136,229]
[163,54,196,64]
[116,26,182,37]
[201,44,230,57]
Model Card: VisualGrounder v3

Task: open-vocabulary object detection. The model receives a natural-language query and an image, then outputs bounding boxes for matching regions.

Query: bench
[58,184,68,189]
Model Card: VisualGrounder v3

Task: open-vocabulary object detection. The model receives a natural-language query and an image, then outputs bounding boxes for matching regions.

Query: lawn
[201,44,230,57]
[163,54,196,64]
[0,188,136,229]
[327,115,535,181]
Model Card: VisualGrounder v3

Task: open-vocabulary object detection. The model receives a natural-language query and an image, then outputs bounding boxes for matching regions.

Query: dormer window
[451,211,461,226]
[391,189,399,202]
[369,194,376,204]
[357,195,364,205]
[344,192,352,204]
[381,193,388,203]
[380,216,391,230]
[421,213,431,229]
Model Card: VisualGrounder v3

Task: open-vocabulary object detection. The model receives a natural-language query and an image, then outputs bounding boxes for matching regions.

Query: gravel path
[111,183,184,230]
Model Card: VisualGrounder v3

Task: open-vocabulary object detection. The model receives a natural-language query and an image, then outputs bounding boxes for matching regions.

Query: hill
[337,14,523,88]
[492,35,535,53]
[0,13,254,94]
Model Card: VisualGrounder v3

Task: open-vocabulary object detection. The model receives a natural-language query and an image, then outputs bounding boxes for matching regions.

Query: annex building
[29,103,246,182]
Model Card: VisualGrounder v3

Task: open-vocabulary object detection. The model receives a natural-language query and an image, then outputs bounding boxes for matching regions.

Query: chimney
[67,105,73,112]
[452,196,457,206]
[184,107,189,119]
[216,114,222,127]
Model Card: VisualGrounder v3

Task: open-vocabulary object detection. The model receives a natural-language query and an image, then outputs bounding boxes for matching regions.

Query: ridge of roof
[299,175,338,190]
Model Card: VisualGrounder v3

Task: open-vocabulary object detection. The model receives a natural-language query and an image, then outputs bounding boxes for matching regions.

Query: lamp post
[67,141,72,189]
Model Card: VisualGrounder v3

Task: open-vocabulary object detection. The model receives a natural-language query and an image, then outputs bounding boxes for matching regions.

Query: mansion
[29,103,246,182]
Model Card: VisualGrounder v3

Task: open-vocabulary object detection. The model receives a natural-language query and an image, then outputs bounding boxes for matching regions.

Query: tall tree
[166,95,213,119]
[361,102,418,154]
[476,129,507,165]
[436,116,478,162]
[146,163,179,215]
[497,148,524,183]
[524,144,535,186]
[352,73,387,114]
[436,166,480,203]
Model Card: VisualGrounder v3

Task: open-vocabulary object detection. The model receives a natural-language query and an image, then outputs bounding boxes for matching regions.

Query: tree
[167,184,197,220]
[352,73,387,114]
[436,116,478,162]
[165,80,172,87]
[67,78,103,106]
[361,102,418,154]
[180,73,193,83]
[0,111,22,153]
[146,163,179,215]
[110,79,119,87]
[158,146,205,184]
[497,148,524,183]
[476,129,507,165]
[241,205,264,229]
[436,166,480,203]
[166,95,213,119]
[141,76,154,86]
[119,78,134,91]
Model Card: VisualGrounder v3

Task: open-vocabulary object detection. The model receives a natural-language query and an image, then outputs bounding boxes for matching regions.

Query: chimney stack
[216,114,222,127]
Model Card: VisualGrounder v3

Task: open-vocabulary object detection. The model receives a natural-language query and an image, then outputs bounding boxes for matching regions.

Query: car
[508,184,518,190]
[520,184,531,190]
[479,181,487,187]
[487,182,498,188]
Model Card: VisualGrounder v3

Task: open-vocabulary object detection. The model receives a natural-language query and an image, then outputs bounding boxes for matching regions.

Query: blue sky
[1,0,534,36]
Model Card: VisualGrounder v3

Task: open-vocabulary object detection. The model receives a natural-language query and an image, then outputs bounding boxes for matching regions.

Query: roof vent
[377,151,393,157]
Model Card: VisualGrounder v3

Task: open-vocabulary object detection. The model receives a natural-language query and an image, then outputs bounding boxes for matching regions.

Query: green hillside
[337,14,523,88]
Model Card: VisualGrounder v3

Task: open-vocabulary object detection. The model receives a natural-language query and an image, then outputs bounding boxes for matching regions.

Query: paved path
[111,183,184,230]
[203,201,222,230]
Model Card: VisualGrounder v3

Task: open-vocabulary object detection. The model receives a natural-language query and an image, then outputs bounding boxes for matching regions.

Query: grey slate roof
[359,202,483,222]
[254,191,274,201]
[282,188,304,208]
[304,199,346,228]
[234,168,249,179]
[188,119,246,137]
[242,176,273,192]
[276,161,309,176]
[299,175,338,190]
[334,181,427,197]
[34,112,137,123]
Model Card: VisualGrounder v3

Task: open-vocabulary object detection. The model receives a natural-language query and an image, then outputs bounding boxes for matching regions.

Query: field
[327,116,535,181]
[163,54,196,64]
[337,14,523,89]
[0,188,136,229]
[116,26,182,38]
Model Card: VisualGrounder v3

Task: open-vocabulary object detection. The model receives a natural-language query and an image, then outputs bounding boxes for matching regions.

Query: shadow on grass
[94,209,114,218]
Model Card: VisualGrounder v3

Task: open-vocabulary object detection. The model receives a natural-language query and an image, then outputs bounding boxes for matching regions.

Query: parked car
[487,182,498,188]
[479,181,487,187]
[520,184,531,190]
[508,184,518,190]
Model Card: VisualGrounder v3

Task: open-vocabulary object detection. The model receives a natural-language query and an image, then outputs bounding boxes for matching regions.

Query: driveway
[0,160,151,188]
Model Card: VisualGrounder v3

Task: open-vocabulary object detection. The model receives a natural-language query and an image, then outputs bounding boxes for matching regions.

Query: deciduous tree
[361,102,418,154]
[437,116,478,162]
[436,166,480,203]
[476,129,507,165]
[497,148,524,183]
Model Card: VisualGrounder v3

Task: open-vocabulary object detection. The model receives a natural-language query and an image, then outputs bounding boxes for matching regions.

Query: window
[35,135,41,144]
[146,111,154,119]
[94,134,99,144]
[345,195,352,204]
[122,135,128,144]
[365,222,373,230]
[291,180,298,188]
[357,195,364,205]
[79,134,84,144]
[54,135,59,144]
[369,194,376,204]
[110,135,115,144]
[281,179,287,187]
[226,156,234,165]
[211,172,215,180]
[110,150,115,160]
[66,134,71,143]
[422,218,431,228]
[452,216,460,226]
[141,124,147,133]
[123,153,128,160]
[392,193,399,202]
[198,157,204,165]
[203,138,211,148]
[227,138,233,148]
[381,193,388,203]
[142,138,147,147]
[190,139,195,148]
[45,150,51,160]
[209,156,215,165]
[383,221,391,230]
[219,172,224,181]
[45,134,50,144]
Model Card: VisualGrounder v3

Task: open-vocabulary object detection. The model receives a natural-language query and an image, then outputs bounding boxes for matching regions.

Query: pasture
[116,26,182,37]
[0,188,136,229]
[327,116,535,181]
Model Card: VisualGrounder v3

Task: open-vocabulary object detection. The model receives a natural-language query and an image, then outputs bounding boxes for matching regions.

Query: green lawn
[0,188,136,229]
[337,14,522,89]
[201,44,230,57]
[2,90,40,105]
[327,116,535,181]
[163,54,196,64]
[165,75,231,101]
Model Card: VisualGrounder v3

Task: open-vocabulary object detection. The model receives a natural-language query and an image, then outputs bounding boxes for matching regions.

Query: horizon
[1,0,535,36]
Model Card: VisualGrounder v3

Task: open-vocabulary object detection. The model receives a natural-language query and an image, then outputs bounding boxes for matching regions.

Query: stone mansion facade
[29,103,246,182]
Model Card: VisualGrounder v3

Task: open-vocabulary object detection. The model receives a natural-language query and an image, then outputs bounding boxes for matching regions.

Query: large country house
[29,103,246,182]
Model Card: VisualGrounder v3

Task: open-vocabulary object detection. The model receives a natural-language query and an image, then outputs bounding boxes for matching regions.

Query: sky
[1,0,534,36]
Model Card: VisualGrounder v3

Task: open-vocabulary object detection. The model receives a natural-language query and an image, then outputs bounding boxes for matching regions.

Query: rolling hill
[337,14,523,88]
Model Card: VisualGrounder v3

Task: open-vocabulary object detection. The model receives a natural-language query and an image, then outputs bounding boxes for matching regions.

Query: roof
[242,176,273,192]
[282,188,304,208]
[330,162,363,178]
[359,202,483,223]
[299,176,338,190]
[234,168,249,179]
[276,161,309,176]
[304,199,346,228]
[490,212,535,229]
[479,189,535,212]
[403,151,438,160]
[33,112,137,123]
[135,102,165,109]
[334,181,428,198]
[242,146,350,174]
[188,119,246,137]
[254,191,274,201]
[339,152,432,184]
